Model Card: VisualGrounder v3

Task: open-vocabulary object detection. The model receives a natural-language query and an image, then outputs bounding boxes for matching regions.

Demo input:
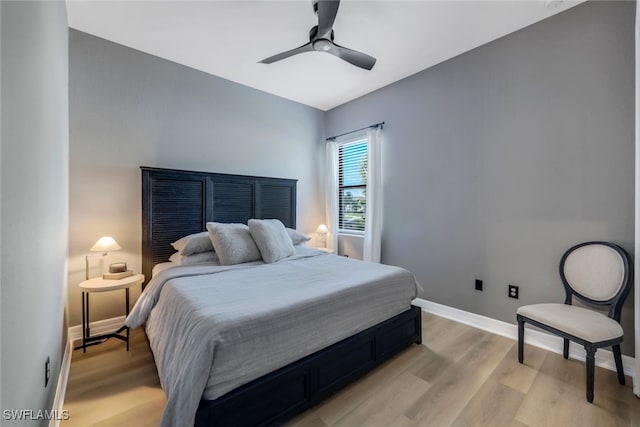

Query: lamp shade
[316,224,329,235]
[90,236,121,253]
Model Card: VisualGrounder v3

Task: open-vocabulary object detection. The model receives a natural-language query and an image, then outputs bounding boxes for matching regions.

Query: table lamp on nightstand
[86,236,121,280]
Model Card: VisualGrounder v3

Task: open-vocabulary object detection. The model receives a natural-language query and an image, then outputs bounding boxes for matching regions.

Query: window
[338,138,368,233]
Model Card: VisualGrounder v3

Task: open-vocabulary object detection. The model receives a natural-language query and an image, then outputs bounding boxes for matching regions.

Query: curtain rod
[325,121,385,141]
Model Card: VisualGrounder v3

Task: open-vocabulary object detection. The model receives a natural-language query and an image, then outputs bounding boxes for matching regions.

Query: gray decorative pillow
[171,231,213,256]
[169,251,218,265]
[206,222,262,265]
[286,228,311,245]
[249,219,296,264]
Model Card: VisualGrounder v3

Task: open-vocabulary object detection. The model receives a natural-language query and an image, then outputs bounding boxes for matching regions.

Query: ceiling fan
[259,0,376,71]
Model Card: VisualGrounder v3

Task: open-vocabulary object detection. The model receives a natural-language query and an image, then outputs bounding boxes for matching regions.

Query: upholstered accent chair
[516,241,632,403]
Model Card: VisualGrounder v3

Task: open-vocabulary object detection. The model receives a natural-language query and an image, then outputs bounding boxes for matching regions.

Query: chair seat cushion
[517,303,623,343]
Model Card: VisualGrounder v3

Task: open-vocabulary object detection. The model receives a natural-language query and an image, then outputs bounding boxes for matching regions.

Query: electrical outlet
[508,284,519,299]
[475,279,483,291]
[45,356,50,387]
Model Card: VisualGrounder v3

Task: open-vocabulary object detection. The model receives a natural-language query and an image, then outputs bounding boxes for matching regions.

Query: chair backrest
[559,241,632,321]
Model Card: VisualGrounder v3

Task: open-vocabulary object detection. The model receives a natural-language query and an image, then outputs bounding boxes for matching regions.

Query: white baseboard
[412,298,635,378]
[48,340,73,427]
[67,315,126,344]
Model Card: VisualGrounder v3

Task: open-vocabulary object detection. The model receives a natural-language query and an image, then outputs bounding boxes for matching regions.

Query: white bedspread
[126,248,418,427]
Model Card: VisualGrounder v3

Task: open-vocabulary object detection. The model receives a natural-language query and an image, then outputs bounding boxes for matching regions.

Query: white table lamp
[86,236,121,280]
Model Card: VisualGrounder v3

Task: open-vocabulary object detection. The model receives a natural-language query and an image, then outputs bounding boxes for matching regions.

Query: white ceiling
[66,0,583,111]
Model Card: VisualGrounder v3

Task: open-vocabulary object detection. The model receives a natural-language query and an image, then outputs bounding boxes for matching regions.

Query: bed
[131,167,422,427]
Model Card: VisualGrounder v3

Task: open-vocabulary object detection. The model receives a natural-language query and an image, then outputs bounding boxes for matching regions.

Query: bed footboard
[195,305,422,427]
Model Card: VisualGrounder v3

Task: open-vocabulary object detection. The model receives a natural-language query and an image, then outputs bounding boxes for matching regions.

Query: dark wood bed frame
[141,166,422,427]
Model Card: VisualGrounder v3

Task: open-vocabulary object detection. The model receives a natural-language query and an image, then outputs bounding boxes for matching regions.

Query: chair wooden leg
[517,317,524,364]
[563,339,569,359]
[613,344,625,385]
[585,345,595,403]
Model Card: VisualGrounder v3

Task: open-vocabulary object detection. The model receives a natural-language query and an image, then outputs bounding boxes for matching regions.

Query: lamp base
[85,253,106,280]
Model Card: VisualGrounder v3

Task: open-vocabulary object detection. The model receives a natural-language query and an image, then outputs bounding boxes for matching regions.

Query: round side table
[76,273,144,352]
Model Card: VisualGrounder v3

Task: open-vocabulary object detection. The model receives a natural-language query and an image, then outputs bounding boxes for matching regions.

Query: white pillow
[206,222,262,265]
[249,219,296,264]
[171,231,213,256]
[286,228,311,245]
[169,251,218,265]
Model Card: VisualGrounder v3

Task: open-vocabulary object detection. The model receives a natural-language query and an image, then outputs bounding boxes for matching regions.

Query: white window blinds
[338,139,368,233]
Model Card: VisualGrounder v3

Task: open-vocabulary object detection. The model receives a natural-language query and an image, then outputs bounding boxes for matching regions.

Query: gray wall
[1,0,69,415]
[327,1,635,354]
[69,30,326,326]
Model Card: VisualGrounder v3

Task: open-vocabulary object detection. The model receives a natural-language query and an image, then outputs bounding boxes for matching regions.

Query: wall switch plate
[508,285,519,299]
[475,279,483,291]
[45,356,50,387]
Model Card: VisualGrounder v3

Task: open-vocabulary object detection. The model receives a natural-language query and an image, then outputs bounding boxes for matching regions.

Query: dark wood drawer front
[376,317,420,361]
[316,337,375,393]
[200,369,308,427]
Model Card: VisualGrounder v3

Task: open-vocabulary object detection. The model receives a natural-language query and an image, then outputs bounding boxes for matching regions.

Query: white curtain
[325,140,339,252]
[363,127,382,263]
[633,0,639,397]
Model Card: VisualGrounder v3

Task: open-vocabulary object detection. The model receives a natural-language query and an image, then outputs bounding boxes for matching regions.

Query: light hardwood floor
[62,313,640,426]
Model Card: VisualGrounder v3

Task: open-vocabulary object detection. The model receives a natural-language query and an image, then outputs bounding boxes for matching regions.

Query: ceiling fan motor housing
[309,26,334,42]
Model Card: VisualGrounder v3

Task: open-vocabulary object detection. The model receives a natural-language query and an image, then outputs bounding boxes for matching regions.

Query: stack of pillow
[169,219,311,266]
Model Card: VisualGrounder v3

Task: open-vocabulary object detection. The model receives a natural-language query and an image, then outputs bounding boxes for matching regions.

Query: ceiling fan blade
[328,43,376,70]
[317,0,340,38]
[259,42,314,64]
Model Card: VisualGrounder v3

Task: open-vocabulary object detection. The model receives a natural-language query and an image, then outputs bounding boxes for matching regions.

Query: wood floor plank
[291,418,328,427]
[420,315,487,358]
[404,332,513,425]
[493,344,546,394]
[388,414,420,427]
[451,379,525,427]
[332,371,430,427]
[85,394,165,427]
[62,329,166,427]
[411,325,488,384]
[514,353,630,427]
[286,411,328,427]
[64,385,165,426]
[302,344,432,426]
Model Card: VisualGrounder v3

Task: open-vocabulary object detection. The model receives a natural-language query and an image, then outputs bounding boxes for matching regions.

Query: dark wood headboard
[141,167,297,285]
